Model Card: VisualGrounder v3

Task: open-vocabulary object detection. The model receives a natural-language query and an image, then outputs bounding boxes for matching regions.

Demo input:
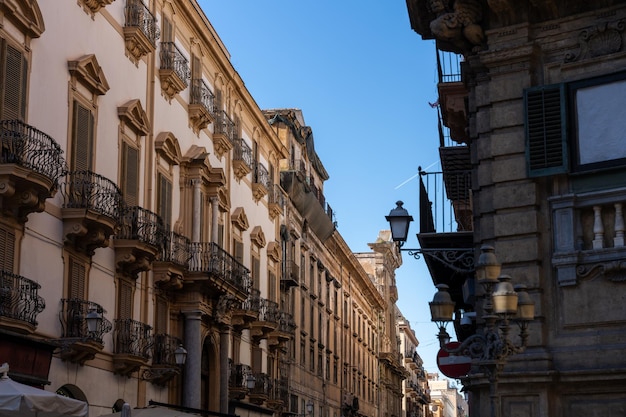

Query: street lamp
[386,201,413,245]
[174,344,188,366]
[429,245,534,417]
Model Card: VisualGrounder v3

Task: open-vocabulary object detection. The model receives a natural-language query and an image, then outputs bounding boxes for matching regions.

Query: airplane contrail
[394,160,439,189]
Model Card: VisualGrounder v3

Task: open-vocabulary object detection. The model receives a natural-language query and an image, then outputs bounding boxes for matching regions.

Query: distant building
[428,376,467,417]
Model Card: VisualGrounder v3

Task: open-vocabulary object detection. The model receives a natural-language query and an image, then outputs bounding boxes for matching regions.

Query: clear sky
[200,1,447,376]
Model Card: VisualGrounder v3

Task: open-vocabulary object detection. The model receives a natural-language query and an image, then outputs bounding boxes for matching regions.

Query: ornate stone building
[405,0,626,416]
[0,3,405,416]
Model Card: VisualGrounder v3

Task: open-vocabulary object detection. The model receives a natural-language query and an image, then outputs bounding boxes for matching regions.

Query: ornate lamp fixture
[429,245,535,417]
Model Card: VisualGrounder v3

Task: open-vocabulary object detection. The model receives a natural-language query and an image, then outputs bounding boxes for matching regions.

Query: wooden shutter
[162,16,173,42]
[118,278,133,320]
[154,294,168,334]
[157,173,172,228]
[252,346,262,372]
[68,256,86,299]
[524,84,569,177]
[252,256,260,290]
[234,240,244,264]
[122,142,139,206]
[0,228,15,272]
[72,101,94,171]
[1,43,27,121]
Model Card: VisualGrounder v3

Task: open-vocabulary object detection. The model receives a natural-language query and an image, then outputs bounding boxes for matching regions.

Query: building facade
[0,3,404,417]
[405,0,626,416]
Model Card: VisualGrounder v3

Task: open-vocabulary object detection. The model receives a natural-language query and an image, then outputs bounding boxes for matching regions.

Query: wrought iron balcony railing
[160,230,191,267]
[419,167,472,233]
[254,161,270,188]
[114,318,152,359]
[188,242,250,294]
[249,372,271,398]
[159,41,190,86]
[61,170,124,221]
[0,270,45,326]
[233,138,253,168]
[214,109,236,143]
[270,377,289,403]
[268,183,286,209]
[152,333,182,366]
[229,362,253,389]
[125,0,159,46]
[59,298,112,343]
[190,78,215,115]
[116,206,165,248]
[437,50,462,83]
[259,298,279,323]
[241,288,262,313]
[0,119,66,187]
[285,158,307,178]
[275,310,296,334]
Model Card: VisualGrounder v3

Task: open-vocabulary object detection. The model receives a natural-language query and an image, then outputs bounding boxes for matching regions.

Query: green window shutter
[0,228,15,272]
[2,44,27,121]
[72,101,94,171]
[524,83,569,177]
[68,257,86,300]
[122,142,139,206]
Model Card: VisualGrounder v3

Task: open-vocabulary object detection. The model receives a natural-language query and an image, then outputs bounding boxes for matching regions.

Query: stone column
[192,179,202,243]
[219,325,230,414]
[210,196,219,243]
[183,310,203,409]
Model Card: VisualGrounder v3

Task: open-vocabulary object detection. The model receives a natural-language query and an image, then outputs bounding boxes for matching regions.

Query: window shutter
[0,228,15,272]
[252,256,260,289]
[157,174,172,228]
[524,84,569,177]
[2,44,27,121]
[72,102,94,171]
[155,294,168,334]
[118,278,133,320]
[162,17,173,42]
[68,257,86,299]
[122,142,139,206]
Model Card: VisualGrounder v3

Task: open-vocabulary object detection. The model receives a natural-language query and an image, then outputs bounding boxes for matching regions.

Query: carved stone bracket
[565,19,625,62]
[212,134,233,160]
[188,104,214,134]
[577,260,626,282]
[159,69,187,101]
[78,0,115,15]
[124,27,156,65]
[233,159,251,181]
[252,183,268,202]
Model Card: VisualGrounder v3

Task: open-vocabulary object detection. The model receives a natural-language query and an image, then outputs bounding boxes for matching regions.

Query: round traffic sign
[436,341,471,378]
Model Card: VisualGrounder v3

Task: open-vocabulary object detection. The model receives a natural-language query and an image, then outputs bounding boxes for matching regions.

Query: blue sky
[200,1,446,375]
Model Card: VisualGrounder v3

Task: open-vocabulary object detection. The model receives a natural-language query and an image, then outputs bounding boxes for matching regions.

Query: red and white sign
[436,341,471,378]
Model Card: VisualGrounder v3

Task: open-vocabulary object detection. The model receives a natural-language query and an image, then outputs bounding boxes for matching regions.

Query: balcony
[250,298,279,343]
[159,41,189,100]
[268,184,286,220]
[252,162,269,202]
[114,206,164,277]
[153,231,190,290]
[189,78,215,133]
[124,0,159,64]
[231,288,261,331]
[229,362,253,400]
[248,372,270,405]
[281,259,299,289]
[267,377,289,409]
[142,333,183,385]
[57,299,112,365]
[0,270,45,334]
[0,120,66,223]
[188,242,250,298]
[60,170,123,256]
[212,110,235,159]
[417,148,473,312]
[113,318,152,376]
[280,167,336,242]
[436,51,468,144]
[267,310,296,349]
[233,138,253,181]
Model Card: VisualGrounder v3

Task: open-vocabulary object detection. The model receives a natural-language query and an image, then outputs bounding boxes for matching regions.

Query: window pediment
[155,132,182,165]
[250,226,265,248]
[118,99,150,136]
[267,241,281,262]
[231,207,249,231]
[68,54,110,95]
[1,0,45,38]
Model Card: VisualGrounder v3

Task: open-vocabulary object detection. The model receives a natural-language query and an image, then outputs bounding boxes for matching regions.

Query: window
[67,255,87,300]
[0,39,27,121]
[525,70,626,177]
[121,142,139,206]
[157,173,172,228]
[0,227,15,272]
[117,277,134,320]
[71,101,95,171]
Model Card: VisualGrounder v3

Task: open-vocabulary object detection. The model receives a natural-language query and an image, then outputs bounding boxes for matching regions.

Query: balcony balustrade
[114,206,164,276]
[0,270,45,334]
[268,310,296,349]
[268,183,286,219]
[61,170,123,256]
[252,162,270,201]
[143,333,183,385]
[436,50,468,144]
[0,120,66,222]
[153,230,190,290]
[189,78,215,132]
[231,288,261,331]
[229,362,253,400]
[233,138,253,180]
[57,298,112,364]
[281,259,299,288]
[268,377,289,409]
[212,110,235,158]
[188,241,250,297]
[123,0,159,63]
[159,41,189,99]
[248,372,271,405]
[113,318,152,376]
[250,298,279,343]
